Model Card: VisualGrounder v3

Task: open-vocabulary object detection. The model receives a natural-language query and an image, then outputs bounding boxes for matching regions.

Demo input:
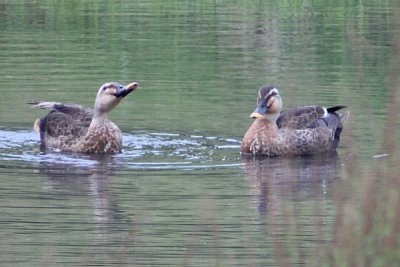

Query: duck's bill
[250,112,263,118]
[115,82,139,98]
[250,104,267,118]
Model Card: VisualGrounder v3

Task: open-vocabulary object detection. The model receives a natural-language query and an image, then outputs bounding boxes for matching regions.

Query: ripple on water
[0,129,242,170]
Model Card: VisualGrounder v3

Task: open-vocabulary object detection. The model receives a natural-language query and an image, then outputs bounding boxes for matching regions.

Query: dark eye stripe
[264,92,277,104]
[257,87,279,105]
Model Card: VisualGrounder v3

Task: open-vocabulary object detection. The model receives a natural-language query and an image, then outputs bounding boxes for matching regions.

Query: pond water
[0,1,399,266]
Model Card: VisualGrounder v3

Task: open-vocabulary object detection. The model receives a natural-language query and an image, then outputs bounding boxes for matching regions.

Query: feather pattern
[241,85,349,157]
[30,82,138,154]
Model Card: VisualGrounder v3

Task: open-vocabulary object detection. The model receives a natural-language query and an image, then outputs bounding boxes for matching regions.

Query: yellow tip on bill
[250,112,262,118]
[127,82,139,90]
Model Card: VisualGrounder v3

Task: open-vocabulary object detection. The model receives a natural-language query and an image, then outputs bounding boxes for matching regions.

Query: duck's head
[94,82,139,116]
[250,85,282,121]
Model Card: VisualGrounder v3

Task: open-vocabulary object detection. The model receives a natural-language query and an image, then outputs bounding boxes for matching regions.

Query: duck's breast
[241,118,278,156]
[77,121,123,154]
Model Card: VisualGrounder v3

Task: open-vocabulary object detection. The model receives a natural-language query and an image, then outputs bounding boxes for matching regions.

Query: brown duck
[30,82,139,154]
[241,85,349,157]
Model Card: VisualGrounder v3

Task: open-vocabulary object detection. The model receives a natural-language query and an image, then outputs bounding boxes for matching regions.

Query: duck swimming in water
[241,85,349,157]
[30,82,139,154]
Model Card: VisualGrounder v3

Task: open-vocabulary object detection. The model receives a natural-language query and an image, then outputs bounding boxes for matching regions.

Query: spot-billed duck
[241,85,349,157]
[30,82,139,154]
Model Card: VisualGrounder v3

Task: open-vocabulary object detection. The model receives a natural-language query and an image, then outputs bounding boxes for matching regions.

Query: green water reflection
[1,1,394,141]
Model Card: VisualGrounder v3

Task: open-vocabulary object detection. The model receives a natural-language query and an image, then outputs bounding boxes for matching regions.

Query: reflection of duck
[241,85,349,157]
[38,154,127,242]
[242,154,342,215]
[30,82,139,154]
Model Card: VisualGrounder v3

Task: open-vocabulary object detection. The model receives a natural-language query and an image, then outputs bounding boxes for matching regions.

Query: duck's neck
[256,116,277,128]
[90,111,109,128]
[265,112,280,124]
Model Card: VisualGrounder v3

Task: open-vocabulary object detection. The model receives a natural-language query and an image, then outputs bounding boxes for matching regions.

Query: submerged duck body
[31,82,139,154]
[241,85,348,157]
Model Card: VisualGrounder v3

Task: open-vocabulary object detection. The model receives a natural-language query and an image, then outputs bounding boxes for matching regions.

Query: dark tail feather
[333,111,350,148]
[27,101,40,105]
[327,105,347,113]
[333,127,343,148]
[38,117,47,153]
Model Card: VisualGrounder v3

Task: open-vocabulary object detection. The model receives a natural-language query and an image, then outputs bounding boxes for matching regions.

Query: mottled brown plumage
[241,85,348,157]
[30,81,139,154]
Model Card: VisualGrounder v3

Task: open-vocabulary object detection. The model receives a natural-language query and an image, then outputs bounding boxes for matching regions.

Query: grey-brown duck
[30,82,139,154]
[241,85,349,157]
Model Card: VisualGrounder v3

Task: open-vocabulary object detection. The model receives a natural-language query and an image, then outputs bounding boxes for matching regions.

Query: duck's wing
[30,102,94,150]
[277,105,346,129]
[30,101,92,116]
[307,107,349,148]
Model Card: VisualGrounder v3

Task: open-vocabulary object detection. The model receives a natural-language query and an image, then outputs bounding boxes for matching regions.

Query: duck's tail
[333,110,350,148]
[32,117,47,152]
[28,101,61,110]
[29,102,49,152]
[327,105,347,113]
[33,118,41,133]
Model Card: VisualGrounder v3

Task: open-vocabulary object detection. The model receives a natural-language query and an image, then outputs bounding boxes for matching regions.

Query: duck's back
[278,105,347,150]
[44,103,93,137]
[277,105,346,129]
[32,102,94,152]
